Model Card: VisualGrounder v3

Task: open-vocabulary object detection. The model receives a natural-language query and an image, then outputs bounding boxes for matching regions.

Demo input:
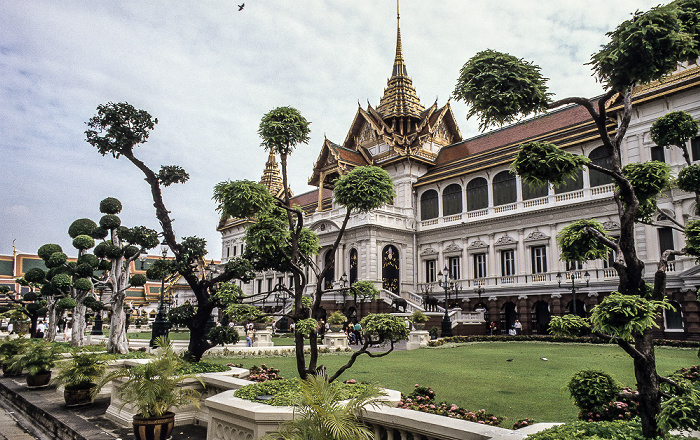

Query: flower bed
[397,384,503,426]
[234,377,378,406]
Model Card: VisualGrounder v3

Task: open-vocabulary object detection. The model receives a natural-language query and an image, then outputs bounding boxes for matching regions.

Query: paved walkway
[0,405,39,440]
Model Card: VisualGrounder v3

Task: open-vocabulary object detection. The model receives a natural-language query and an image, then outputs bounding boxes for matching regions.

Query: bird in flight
[238,3,244,11]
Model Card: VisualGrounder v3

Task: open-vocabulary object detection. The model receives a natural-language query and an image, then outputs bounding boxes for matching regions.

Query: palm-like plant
[94,336,203,418]
[265,374,384,440]
[54,347,111,389]
[0,337,28,375]
[9,339,60,375]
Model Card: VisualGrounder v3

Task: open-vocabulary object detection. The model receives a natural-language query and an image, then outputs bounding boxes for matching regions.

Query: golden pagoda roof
[376,6,425,120]
[259,150,286,198]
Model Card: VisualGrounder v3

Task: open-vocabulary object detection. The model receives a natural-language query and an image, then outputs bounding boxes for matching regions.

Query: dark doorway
[382,245,400,294]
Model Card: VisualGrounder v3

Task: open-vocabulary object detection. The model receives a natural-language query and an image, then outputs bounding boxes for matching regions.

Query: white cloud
[0,0,661,257]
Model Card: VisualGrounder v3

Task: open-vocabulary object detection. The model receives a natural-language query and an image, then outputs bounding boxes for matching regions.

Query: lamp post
[557,270,590,317]
[150,241,171,347]
[474,284,485,310]
[339,272,348,314]
[91,284,105,335]
[438,266,454,338]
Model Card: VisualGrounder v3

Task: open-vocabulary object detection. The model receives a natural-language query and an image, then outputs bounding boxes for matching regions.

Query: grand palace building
[220,17,700,340]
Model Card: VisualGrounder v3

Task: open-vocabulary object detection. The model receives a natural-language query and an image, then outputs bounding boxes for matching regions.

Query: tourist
[353,321,363,345]
[245,326,253,347]
[489,321,497,336]
[514,320,522,335]
[36,320,46,339]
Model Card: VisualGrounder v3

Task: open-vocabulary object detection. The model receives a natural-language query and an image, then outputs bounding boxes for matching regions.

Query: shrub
[129,274,147,287]
[409,309,429,323]
[37,243,62,261]
[176,361,230,375]
[567,370,621,415]
[24,268,46,283]
[72,235,95,250]
[47,252,68,268]
[73,278,93,292]
[99,214,121,230]
[207,325,240,346]
[234,377,376,407]
[57,297,78,310]
[68,218,97,239]
[51,273,72,290]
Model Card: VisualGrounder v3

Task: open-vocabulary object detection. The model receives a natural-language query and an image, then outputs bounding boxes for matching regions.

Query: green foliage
[567,370,621,414]
[213,180,275,218]
[590,3,691,92]
[548,314,591,337]
[23,292,39,302]
[117,225,159,248]
[360,314,410,342]
[46,252,68,268]
[350,281,379,300]
[23,268,46,283]
[51,273,72,290]
[258,106,311,155]
[129,273,147,287]
[53,347,111,389]
[213,282,244,307]
[167,303,196,326]
[333,166,396,213]
[82,296,104,312]
[122,245,139,259]
[179,236,207,262]
[453,49,550,130]
[0,338,28,374]
[685,220,700,260]
[73,277,93,292]
[558,220,612,263]
[91,226,109,240]
[511,141,589,187]
[295,318,318,337]
[409,309,429,323]
[99,214,121,230]
[157,165,189,187]
[622,161,670,201]
[176,360,229,375]
[327,311,346,325]
[260,375,383,440]
[235,376,379,407]
[225,304,263,323]
[659,389,700,432]
[678,164,700,194]
[94,337,203,418]
[57,297,78,310]
[589,293,671,340]
[103,243,123,259]
[85,102,157,158]
[74,263,94,278]
[37,244,62,261]
[9,339,60,375]
[650,111,699,148]
[207,325,240,346]
[222,257,256,283]
[301,296,312,308]
[99,197,122,214]
[68,218,97,239]
[72,234,95,250]
[524,419,683,440]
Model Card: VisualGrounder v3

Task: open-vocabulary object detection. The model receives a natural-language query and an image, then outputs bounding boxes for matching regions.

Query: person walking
[514,320,523,335]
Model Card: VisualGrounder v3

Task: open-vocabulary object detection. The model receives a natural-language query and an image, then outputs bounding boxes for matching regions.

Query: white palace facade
[218,17,700,340]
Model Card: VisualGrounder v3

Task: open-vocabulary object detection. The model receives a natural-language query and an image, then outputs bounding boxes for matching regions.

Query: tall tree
[452,0,700,436]
[85,102,256,361]
[214,106,408,381]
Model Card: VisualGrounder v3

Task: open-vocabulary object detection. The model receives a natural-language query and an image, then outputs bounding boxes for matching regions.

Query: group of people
[342,319,363,345]
[489,320,523,336]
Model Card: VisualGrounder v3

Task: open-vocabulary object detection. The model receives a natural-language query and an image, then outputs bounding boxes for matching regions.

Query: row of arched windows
[420,146,613,220]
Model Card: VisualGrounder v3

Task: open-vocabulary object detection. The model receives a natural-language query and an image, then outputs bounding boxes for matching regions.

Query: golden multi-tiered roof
[259,150,285,198]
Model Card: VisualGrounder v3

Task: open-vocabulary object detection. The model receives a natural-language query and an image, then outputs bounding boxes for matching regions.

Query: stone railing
[205,390,530,440]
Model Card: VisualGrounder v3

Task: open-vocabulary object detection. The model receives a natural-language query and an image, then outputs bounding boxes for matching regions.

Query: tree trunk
[633,331,663,438]
[185,306,215,361]
[106,294,129,354]
[45,299,57,342]
[71,291,88,347]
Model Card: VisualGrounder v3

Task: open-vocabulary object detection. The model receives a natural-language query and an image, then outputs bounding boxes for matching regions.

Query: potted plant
[9,339,61,387]
[429,327,439,340]
[0,337,27,376]
[95,337,204,440]
[409,310,429,330]
[53,347,111,406]
[253,315,274,330]
[327,311,346,332]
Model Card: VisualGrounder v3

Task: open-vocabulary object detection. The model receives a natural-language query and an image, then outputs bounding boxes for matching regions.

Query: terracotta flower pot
[64,384,95,406]
[133,412,175,440]
[26,371,51,388]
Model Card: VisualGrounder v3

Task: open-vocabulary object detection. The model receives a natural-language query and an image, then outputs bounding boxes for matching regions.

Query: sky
[1,0,662,259]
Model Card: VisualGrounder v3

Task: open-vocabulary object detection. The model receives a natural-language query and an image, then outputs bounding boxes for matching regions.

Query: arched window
[522,181,548,200]
[589,146,613,187]
[442,184,463,216]
[493,171,516,206]
[382,245,400,294]
[554,168,583,194]
[420,190,439,220]
[665,301,683,330]
[349,248,358,284]
[467,177,488,211]
[324,249,335,290]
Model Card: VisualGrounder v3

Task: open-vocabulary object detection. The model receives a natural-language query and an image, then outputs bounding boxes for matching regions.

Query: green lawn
[204,341,698,424]
[126,330,191,340]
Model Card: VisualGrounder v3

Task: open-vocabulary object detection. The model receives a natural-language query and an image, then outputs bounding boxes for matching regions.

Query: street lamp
[474,284,485,311]
[338,272,348,313]
[150,240,171,347]
[91,284,105,335]
[438,266,454,338]
[557,270,590,316]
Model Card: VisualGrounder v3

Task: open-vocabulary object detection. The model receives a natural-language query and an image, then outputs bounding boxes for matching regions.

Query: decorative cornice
[603,221,620,231]
[525,230,550,242]
[421,247,438,256]
[443,243,462,254]
[495,234,517,246]
[468,240,488,250]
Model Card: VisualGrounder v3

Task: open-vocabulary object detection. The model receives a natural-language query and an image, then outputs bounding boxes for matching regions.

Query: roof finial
[392,0,406,77]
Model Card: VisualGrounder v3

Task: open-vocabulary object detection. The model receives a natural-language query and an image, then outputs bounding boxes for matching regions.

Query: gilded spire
[259,150,284,197]
[377,0,424,121]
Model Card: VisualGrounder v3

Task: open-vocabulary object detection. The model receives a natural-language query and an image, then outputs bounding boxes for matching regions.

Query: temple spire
[392,0,407,77]
[259,150,284,198]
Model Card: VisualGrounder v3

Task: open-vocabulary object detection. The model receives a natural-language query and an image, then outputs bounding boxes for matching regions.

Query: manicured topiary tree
[86,103,256,361]
[215,107,405,381]
[452,1,700,436]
